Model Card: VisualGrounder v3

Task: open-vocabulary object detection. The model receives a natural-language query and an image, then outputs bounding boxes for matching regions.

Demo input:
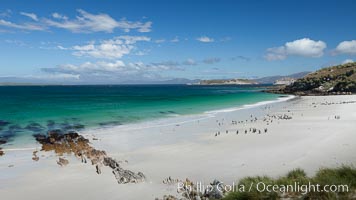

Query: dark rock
[0,138,7,145]
[99,121,122,127]
[103,157,120,169]
[25,122,45,132]
[33,134,47,143]
[0,120,10,127]
[8,124,22,130]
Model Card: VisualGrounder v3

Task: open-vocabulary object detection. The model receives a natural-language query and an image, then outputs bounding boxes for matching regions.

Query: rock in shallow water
[0,120,10,127]
[0,138,7,145]
[25,122,45,132]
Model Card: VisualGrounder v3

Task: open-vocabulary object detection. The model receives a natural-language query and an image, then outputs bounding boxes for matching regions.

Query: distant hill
[197,78,258,85]
[268,62,356,95]
[253,71,310,84]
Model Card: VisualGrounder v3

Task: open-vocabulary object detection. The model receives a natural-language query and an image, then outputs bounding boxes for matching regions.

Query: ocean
[0,85,280,146]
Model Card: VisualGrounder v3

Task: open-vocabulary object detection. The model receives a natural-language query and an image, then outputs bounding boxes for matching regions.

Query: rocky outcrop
[33,130,145,184]
[103,156,145,183]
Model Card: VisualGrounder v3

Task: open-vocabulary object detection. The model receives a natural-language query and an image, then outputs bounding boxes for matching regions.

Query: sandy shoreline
[1,95,356,199]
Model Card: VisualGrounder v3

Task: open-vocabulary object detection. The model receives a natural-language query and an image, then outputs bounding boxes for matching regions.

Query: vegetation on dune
[265,62,356,95]
[223,166,356,200]
[280,62,356,95]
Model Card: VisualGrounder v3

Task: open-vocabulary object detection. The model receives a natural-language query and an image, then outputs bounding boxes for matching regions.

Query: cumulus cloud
[197,36,214,43]
[20,12,38,21]
[335,40,356,55]
[203,57,221,64]
[71,36,150,59]
[0,9,152,33]
[265,38,327,61]
[342,59,354,64]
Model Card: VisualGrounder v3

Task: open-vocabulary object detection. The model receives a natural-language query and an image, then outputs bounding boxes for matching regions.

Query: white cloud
[71,36,150,59]
[265,38,327,60]
[20,12,38,21]
[41,60,181,82]
[342,59,354,64]
[0,19,45,31]
[42,60,126,74]
[197,36,214,43]
[0,9,152,33]
[52,12,68,20]
[57,45,68,50]
[44,9,152,33]
[335,40,356,55]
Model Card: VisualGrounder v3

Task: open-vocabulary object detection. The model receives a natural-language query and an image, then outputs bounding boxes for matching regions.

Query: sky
[0,0,355,84]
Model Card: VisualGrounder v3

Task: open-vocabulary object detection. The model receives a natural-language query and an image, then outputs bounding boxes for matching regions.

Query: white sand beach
[1,95,356,199]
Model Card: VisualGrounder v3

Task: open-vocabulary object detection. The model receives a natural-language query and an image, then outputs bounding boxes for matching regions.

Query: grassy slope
[283,62,356,95]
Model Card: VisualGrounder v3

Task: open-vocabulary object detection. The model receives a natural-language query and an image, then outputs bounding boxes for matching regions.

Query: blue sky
[0,0,355,83]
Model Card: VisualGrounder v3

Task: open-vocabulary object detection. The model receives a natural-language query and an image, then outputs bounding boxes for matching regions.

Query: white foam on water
[204,95,295,114]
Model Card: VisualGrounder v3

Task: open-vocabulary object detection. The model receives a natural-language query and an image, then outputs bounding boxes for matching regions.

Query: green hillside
[276,62,356,95]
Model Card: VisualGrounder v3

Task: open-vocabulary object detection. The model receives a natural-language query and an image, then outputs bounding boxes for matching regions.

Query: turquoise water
[0,85,280,145]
